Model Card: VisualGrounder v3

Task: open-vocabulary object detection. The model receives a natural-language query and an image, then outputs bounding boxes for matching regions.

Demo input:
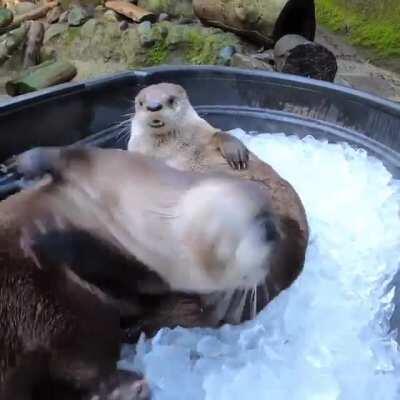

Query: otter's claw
[217,132,249,171]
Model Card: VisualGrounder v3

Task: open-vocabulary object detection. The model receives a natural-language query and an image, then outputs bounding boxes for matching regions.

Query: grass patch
[146,39,169,65]
[316,0,400,57]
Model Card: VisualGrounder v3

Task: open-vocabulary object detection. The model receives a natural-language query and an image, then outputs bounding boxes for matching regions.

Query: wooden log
[0,8,13,28]
[0,23,28,66]
[6,60,77,96]
[193,0,315,47]
[273,34,338,82]
[23,20,44,68]
[105,0,156,23]
[0,1,58,34]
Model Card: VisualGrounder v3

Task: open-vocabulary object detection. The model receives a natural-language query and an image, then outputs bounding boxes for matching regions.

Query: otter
[16,146,281,294]
[13,143,306,338]
[129,83,249,172]
[127,82,309,323]
[0,184,149,399]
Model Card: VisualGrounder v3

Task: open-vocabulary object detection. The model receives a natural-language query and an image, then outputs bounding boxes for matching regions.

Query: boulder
[68,5,90,27]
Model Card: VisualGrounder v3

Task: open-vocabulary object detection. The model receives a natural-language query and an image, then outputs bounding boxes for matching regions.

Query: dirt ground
[316,26,400,101]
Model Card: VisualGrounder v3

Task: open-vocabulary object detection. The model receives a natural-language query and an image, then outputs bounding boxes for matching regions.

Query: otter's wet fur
[0,186,149,400]
[128,82,309,325]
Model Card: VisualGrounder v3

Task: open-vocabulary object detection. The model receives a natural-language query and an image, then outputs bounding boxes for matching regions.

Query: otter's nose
[146,101,163,112]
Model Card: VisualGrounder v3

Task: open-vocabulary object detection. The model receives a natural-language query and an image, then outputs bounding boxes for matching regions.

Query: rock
[44,22,68,43]
[80,18,99,37]
[15,1,37,15]
[119,20,129,31]
[218,45,236,66]
[0,8,13,28]
[68,5,90,27]
[158,12,169,22]
[137,0,193,19]
[104,9,118,22]
[138,20,154,47]
[46,6,62,24]
[59,10,69,23]
[42,20,241,78]
[231,53,274,71]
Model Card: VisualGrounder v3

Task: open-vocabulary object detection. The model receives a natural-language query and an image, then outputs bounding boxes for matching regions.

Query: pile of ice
[119,130,400,400]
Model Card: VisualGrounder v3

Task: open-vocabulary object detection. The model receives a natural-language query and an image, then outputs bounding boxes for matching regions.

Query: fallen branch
[0,1,58,34]
[23,20,44,68]
[105,0,155,23]
[0,23,28,66]
[6,60,77,96]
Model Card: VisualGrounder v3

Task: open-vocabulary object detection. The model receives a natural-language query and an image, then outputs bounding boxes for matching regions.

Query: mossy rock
[42,19,241,78]
[137,0,194,19]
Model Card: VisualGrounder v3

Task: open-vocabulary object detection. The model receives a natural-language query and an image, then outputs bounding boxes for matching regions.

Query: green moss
[185,29,238,65]
[61,27,81,46]
[316,0,400,57]
[146,39,169,65]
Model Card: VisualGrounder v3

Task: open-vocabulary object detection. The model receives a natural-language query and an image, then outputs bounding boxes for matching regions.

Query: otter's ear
[213,131,249,170]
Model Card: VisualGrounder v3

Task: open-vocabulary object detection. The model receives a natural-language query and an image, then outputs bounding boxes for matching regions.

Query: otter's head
[131,83,198,136]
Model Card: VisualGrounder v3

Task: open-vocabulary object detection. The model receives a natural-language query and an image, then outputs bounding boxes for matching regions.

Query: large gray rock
[44,23,68,43]
[138,20,155,48]
[68,5,90,27]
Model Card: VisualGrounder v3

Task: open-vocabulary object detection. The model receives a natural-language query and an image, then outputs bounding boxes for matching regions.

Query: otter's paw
[89,370,150,400]
[217,132,249,170]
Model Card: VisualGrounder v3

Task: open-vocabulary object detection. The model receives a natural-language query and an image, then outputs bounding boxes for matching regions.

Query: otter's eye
[139,100,144,107]
[167,96,176,107]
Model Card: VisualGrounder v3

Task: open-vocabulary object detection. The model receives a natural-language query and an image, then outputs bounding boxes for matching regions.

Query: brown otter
[14,140,306,337]
[127,82,309,325]
[0,184,150,399]
[17,146,282,294]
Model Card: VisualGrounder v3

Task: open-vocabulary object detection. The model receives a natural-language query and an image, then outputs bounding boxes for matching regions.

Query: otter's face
[133,83,193,135]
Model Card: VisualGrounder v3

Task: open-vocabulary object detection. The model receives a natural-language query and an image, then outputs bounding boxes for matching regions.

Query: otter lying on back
[17,146,281,294]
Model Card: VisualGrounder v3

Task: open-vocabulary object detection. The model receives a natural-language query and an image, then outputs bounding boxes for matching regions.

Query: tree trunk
[193,0,315,47]
[273,34,338,82]
[0,23,28,66]
[0,1,58,34]
[105,1,156,23]
[6,60,77,96]
[23,21,44,68]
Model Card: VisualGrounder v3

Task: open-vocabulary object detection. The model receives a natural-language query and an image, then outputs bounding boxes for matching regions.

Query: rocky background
[0,0,398,100]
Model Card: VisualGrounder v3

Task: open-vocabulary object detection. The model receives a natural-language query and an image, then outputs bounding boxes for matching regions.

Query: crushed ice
[119,130,400,400]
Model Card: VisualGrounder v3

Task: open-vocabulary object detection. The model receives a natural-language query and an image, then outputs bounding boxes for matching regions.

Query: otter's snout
[146,101,163,112]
